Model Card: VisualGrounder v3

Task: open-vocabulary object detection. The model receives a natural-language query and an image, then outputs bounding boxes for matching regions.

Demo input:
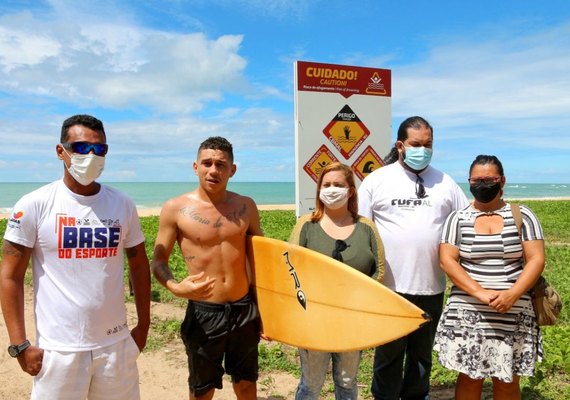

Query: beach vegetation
[0,200,568,398]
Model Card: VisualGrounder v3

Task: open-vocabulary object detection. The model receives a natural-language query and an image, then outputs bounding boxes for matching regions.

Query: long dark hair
[383,116,433,164]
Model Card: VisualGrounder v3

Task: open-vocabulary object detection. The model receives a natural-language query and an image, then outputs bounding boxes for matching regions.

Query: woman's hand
[488,289,518,313]
[473,288,499,305]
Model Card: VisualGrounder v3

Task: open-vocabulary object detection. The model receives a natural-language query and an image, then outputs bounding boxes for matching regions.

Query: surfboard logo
[283,251,307,310]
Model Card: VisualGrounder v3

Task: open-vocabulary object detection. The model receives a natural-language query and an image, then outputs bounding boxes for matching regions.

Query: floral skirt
[433,293,543,382]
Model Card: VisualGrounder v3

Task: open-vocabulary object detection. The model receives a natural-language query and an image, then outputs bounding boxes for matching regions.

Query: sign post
[294,60,392,216]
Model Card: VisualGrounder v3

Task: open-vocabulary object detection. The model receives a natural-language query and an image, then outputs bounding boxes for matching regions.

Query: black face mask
[470,182,501,203]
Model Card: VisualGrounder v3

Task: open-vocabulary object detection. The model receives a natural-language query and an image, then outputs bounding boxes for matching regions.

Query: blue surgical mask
[403,146,432,171]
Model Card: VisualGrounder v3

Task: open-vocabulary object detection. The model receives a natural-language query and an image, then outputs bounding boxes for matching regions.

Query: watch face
[7,340,30,357]
[8,345,19,357]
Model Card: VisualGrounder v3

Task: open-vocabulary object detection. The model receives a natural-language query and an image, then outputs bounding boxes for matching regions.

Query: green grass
[145,317,182,351]
[1,200,569,398]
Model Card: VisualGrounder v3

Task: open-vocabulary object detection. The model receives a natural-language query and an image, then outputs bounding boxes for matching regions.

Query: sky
[0,0,569,184]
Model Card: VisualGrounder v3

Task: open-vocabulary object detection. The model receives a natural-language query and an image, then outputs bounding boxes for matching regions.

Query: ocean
[0,182,569,214]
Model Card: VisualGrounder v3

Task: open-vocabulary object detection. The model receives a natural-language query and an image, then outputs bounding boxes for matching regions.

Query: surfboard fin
[420,312,432,327]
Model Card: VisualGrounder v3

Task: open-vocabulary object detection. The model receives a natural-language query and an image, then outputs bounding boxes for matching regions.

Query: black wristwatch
[8,340,31,358]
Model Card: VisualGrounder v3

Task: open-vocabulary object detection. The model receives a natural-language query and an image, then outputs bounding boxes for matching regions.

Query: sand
[3,199,570,220]
[136,204,295,218]
[0,204,296,220]
[0,286,465,400]
[0,284,302,400]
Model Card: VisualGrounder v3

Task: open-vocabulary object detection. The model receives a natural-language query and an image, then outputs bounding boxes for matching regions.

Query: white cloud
[392,21,570,149]
[0,10,247,113]
[0,24,61,73]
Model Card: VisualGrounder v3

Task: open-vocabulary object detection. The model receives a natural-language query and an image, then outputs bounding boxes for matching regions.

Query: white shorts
[32,335,141,400]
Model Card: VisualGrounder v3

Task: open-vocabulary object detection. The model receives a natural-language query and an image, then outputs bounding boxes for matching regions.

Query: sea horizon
[1,181,569,215]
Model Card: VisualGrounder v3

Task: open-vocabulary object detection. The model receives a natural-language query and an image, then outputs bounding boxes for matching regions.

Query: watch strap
[8,339,31,357]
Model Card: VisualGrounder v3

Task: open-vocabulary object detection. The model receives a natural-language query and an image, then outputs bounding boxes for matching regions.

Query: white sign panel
[294,60,392,216]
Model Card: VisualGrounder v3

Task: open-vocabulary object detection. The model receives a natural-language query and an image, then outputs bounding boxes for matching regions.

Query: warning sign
[352,145,385,181]
[323,105,370,160]
[366,72,387,95]
[294,60,391,216]
[297,61,391,99]
[303,145,339,183]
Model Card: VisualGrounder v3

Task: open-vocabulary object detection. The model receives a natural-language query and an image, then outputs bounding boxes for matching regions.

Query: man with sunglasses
[1,114,150,399]
[358,116,468,400]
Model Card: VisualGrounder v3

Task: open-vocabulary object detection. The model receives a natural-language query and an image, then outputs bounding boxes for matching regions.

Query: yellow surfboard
[247,235,430,352]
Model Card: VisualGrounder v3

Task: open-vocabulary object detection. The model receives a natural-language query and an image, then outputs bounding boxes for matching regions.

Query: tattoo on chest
[184,255,195,263]
[225,204,247,224]
[179,204,248,228]
[180,206,211,225]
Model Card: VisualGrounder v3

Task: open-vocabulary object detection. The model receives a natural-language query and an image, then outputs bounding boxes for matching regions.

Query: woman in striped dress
[433,155,545,399]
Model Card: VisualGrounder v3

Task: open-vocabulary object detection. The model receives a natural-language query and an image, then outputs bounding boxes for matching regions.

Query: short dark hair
[60,115,106,143]
[198,136,234,163]
[469,154,504,176]
[383,116,433,164]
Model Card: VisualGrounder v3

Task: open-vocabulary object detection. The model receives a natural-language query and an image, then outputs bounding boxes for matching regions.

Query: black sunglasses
[332,239,349,262]
[415,174,427,199]
[61,141,108,156]
[468,176,502,186]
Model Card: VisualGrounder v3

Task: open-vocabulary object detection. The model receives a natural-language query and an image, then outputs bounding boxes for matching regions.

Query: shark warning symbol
[352,145,385,181]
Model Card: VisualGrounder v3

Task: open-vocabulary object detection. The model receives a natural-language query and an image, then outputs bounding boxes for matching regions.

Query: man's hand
[130,324,150,352]
[170,272,216,300]
[17,345,43,376]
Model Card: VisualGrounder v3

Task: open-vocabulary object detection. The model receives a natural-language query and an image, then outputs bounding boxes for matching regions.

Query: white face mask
[319,186,349,210]
[63,148,105,186]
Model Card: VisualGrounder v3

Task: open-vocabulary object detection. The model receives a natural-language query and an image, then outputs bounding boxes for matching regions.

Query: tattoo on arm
[2,241,24,258]
[153,262,175,284]
[184,255,196,263]
[125,247,138,259]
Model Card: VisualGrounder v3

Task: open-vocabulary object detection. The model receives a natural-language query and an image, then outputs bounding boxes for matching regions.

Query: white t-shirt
[4,180,145,351]
[358,162,469,295]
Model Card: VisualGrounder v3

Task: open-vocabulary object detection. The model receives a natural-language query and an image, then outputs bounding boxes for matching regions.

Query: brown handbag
[511,203,562,326]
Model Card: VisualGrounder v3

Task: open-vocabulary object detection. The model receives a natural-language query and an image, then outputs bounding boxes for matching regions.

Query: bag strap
[511,203,527,265]
[512,203,535,293]
[511,203,522,236]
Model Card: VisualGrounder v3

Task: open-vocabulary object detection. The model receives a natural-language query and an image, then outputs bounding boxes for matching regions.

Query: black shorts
[180,292,260,397]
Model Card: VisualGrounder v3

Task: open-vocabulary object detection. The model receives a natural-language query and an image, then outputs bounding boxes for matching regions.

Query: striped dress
[433,203,544,382]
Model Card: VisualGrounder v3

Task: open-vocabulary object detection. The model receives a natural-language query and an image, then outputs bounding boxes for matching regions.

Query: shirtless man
[151,136,263,400]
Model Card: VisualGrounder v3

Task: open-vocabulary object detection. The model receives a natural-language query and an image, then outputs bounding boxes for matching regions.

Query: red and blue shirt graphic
[56,213,122,259]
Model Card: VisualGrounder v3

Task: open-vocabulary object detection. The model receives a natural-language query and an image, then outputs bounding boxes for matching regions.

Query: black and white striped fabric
[434,203,544,382]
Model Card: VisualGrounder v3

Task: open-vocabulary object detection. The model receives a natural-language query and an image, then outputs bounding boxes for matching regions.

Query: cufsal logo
[283,251,307,310]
